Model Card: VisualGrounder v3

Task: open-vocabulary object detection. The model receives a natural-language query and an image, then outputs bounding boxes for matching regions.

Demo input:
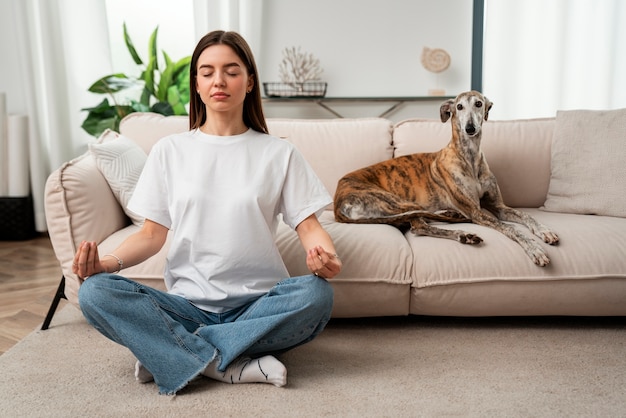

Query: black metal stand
[41,275,66,330]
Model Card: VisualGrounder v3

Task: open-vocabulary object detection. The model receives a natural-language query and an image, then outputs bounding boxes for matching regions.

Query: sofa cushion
[89,130,146,225]
[407,209,626,315]
[275,211,413,317]
[392,118,554,208]
[267,118,394,199]
[542,108,626,217]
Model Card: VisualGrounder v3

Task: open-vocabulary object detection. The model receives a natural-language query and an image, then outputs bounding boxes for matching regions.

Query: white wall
[259,0,472,98]
[258,0,472,120]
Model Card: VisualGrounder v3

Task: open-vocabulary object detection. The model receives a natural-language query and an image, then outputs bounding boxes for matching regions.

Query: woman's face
[195,44,254,116]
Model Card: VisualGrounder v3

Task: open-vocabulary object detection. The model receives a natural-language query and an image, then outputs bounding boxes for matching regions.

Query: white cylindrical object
[7,114,30,197]
[0,92,7,196]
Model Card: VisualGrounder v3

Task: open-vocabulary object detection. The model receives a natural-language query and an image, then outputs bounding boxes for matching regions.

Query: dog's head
[440,91,493,137]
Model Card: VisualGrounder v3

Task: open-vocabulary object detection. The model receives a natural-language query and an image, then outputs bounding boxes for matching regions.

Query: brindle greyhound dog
[334,90,559,266]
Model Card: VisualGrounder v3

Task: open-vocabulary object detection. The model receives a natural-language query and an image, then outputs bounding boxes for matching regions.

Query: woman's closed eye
[201,71,240,78]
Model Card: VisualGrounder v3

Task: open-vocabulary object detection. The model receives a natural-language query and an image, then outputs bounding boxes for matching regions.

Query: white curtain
[483,0,626,119]
[193,0,264,59]
[10,0,112,231]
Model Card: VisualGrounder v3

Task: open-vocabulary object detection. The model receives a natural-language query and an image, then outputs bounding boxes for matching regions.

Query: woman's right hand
[72,241,104,280]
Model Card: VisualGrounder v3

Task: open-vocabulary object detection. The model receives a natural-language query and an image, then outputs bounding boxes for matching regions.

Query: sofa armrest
[45,152,128,289]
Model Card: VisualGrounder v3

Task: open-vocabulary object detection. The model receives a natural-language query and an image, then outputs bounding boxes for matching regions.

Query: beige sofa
[45,111,626,318]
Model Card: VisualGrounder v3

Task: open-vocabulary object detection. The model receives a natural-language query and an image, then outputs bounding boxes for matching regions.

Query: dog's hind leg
[409,218,483,245]
[334,186,421,221]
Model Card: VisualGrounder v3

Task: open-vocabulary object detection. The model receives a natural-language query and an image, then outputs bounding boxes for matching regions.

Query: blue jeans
[78,273,333,395]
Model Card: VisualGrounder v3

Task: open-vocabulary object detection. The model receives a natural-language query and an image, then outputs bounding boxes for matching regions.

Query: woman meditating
[73,30,341,395]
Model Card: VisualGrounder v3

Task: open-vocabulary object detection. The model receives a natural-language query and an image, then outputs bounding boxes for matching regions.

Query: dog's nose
[465,124,476,135]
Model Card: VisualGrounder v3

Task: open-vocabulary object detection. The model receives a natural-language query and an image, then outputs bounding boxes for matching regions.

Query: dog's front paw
[531,225,559,245]
[458,233,483,245]
[529,248,551,267]
[540,230,559,245]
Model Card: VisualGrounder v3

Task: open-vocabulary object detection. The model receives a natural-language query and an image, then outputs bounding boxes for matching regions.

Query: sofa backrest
[392,118,555,208]
[267,118,394,197]
[119,112,189,154]
[119,112,555,208]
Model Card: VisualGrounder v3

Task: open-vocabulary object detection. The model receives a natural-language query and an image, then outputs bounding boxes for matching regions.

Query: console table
[262,96,453,118]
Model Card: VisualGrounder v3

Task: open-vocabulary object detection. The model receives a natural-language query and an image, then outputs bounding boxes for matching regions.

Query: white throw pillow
[542,108,626,217]
[89,130,146,225]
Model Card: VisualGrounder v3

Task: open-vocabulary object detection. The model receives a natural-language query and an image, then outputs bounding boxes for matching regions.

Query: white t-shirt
[127,128,332,312]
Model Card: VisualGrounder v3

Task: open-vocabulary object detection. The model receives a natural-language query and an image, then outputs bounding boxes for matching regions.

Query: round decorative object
[421,47,451,73]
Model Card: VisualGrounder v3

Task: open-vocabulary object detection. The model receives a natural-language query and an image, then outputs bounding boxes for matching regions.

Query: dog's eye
[456,104,463,111]
[475,101,483,108]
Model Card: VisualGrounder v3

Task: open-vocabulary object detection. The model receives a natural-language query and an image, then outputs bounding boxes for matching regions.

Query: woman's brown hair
[188,30,268,134]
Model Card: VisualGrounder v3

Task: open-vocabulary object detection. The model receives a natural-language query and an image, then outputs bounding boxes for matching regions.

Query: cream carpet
[1,305,625,417]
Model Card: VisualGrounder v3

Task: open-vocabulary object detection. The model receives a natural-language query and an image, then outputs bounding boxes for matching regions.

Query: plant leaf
[142,56,157,96]
[173,63,191,104]
[173,56,191,74]
[81,113,119,137]
[172,57,191,103]
[80,98,132,137]
[157,58,175,102]
[88,74,136,94]
[81,97,112,112]
[81,98,131,118]
[163,51,173,68]
[148,26,159,72]
[130,100,151,113]
[123,22,143,65]
[167,85,188,115]
[139,86,151,107]
[151,101,174,116]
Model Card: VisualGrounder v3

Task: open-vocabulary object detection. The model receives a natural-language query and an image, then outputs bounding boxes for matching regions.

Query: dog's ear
[483,97,493,121]
[440,99,454,123]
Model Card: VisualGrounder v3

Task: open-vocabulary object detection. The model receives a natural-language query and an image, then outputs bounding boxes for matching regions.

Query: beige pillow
[542,108,626,217]
[89,130,146,225]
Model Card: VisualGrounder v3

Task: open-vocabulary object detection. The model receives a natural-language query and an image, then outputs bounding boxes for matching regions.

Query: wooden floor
[0,234,65,355]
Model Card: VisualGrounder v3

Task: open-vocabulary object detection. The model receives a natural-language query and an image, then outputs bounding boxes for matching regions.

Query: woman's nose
[214,71,226,86]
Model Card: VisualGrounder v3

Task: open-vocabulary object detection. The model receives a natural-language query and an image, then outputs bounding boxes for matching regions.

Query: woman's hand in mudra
[72,241,104,280]
[307,246,341,279]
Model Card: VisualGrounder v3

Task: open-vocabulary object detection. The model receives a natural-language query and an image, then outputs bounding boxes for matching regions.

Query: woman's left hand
[72,241,104,280]
[306,245,341,279]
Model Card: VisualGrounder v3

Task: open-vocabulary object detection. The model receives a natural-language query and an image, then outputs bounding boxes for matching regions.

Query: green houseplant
[81,24,191,137]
